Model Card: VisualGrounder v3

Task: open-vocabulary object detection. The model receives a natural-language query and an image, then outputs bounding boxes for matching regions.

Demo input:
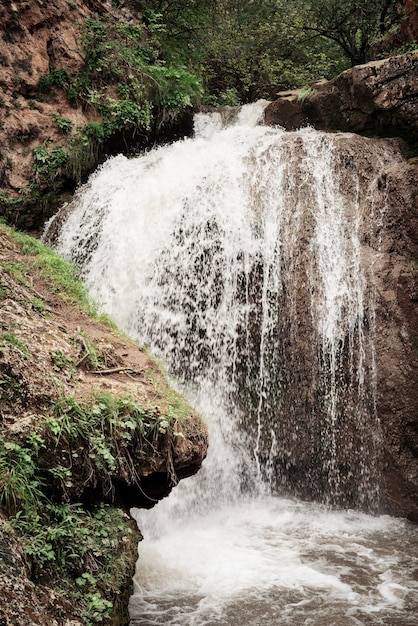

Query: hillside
[0,223,208,625]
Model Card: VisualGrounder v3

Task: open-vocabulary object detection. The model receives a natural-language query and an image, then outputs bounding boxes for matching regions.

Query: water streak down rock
[265,53,418,520]
[45,109,418,521]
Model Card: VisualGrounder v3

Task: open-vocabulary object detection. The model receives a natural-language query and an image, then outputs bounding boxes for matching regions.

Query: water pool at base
[130,498,418,626]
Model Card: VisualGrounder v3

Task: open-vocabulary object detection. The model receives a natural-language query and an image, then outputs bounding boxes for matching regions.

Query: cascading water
[44,103,418,625]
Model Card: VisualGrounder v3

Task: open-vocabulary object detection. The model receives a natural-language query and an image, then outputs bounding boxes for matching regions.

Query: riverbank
[0,223,208,625]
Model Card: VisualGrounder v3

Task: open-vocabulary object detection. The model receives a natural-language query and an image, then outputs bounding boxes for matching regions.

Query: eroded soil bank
[0,224,208,625]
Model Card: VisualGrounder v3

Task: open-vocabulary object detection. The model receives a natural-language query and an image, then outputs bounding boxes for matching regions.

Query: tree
[300,0,401,66]
[143,0,348,102]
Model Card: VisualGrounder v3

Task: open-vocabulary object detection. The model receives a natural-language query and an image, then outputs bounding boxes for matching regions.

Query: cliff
[265,52,418,522]
[0,0,194,231]
[265,50,418,150]
[0,224,208,625]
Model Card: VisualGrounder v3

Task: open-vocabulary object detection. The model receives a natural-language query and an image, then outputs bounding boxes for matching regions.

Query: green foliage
[298,86,316,102]
[76,333,101,370]
[50,349,75,372]
[30,296,46,315]
[28,13,202,205]
[32,145,69,183]
[51,114,73,134]
[12,123,40,144]
[0,440,43,515]
[146,0,348,102]
[39,390,187,501]
[8,500,135,624]
[299,0,402,66]
[5,227,49,255]
[0,390,165,623]
[396,40,418,54]
[37,16,202,129]
[38,68,72,93]
[78,16,202,120]
[49,392,166,449]
[0,332,28,357]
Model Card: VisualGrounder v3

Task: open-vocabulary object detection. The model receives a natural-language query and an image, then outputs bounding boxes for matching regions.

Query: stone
[264,51,418,151]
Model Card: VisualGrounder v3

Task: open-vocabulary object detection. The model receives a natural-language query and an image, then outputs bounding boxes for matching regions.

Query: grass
[0,390,169,624]
[297,86,315,102]
[0,223,119,329]
[0,223,205,624]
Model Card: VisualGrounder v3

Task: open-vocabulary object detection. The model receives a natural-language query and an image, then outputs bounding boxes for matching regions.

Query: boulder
[265,51,418,150]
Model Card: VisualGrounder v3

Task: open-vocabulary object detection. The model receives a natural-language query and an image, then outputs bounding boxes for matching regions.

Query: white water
[130,498,418,625]
[44,103,418,625]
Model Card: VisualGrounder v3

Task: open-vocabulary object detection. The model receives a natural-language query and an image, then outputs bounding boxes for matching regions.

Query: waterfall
[44,102,389,510]
[44,102,418,626]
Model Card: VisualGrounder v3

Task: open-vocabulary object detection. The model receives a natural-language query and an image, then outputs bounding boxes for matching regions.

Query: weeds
[0,332,28,357]
[4,224,95,310]
[297,86,315,102]
[32,145,69,182]
[8,500,137,625]
[0,389,179,622]
[0,260,30,287]
[51,114,73,134]
[50,349,75,372]
[0,440,43,514]
[0,391,155,624]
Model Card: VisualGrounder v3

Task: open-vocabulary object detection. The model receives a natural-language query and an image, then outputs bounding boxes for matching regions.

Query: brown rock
[264,51,418,149]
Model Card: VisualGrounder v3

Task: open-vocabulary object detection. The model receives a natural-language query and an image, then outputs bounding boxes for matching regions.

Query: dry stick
[75,335,91,367]
[91,367,144,376]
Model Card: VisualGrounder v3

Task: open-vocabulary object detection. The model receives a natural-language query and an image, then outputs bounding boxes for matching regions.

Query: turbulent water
[130,498,418,626]
[45,102,418,625]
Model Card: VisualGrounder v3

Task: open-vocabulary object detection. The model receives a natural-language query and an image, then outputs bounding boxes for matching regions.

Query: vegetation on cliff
[0,223,208,625]
[0,0,416,229]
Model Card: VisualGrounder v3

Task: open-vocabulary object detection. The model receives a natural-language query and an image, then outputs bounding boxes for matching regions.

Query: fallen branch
[75,335,91,367]
[91,367,144,376]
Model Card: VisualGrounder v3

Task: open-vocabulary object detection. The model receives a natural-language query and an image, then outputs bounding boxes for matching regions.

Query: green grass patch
[2,224,97,314]
[0,260,30,287]
[0,332,28,357]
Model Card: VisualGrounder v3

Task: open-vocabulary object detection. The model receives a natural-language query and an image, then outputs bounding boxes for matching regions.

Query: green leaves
[31,13,202,204]
[0,332,28,357]
[79,16,201,123]
[0,440,43,515]
[9,502,133,623]
[32,145,68,182]
[0,422,137,623]
[51,114,73,134]
[299,0,402,66]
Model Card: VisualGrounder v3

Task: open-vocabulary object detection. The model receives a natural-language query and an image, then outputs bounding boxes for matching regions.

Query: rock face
[265,53,418,522]
[0,0,102,193]
[265,51,418,150]
[0,0,194,230]
[373,156,418,521]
